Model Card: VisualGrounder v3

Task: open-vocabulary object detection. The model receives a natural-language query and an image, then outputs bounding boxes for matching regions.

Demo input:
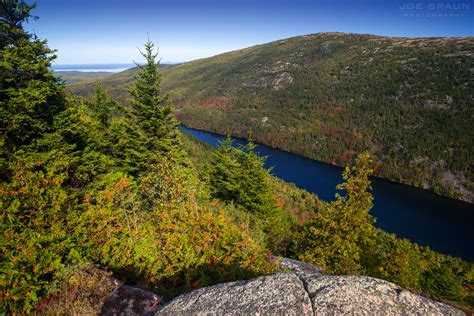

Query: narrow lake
[181,126,474,262]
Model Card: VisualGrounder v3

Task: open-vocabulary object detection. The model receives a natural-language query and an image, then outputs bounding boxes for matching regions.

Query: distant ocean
[52,63,136,73]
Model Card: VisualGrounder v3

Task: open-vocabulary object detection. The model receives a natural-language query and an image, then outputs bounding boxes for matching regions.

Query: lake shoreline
[181,125,474,262]
[179,124,472,206]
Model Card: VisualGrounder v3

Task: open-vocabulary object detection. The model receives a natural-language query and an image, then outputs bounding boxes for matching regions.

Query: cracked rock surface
[156,258,464,315]
[157,273,313,315]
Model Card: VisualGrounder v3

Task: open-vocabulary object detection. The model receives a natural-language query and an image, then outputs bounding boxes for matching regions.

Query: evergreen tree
[89,80,113,127]
[0,0,36,46]
[209,136,291,251]
[236,139,275,216]
[129,39,184,161]
[108,116,147,176]
[296,152,376,274]
[1,2,71,311]
[209,137,241,202]
[0,0,65,178]
[210,137,275,215]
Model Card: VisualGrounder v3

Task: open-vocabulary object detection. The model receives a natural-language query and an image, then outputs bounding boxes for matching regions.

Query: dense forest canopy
[1,1,473,313]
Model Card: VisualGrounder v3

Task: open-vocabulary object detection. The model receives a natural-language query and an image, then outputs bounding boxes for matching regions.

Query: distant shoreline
[52,63,134,73]
[54,68,131,73]
[52,62,179,73]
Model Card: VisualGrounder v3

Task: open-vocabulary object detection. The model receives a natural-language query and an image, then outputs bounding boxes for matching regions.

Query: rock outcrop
[158,273,312,315]
[156,258,464,315]
[100,279,163,315]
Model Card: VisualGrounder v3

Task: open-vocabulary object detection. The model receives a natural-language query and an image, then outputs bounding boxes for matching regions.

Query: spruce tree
[129,39,184,161]
[296,151,376,274]
[0,0,65,178]
[89,80,113,127]
[237,139,275,215]
[210,136,279,216]
[209,136,291,251]
[209,137,241,201]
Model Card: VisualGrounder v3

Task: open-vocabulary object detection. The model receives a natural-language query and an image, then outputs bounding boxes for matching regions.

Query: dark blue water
[181,126,474,262]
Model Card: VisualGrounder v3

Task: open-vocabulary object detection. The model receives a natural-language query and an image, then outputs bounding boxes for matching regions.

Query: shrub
[35,264,116,315]
[0,154,71,312]
[74,174,275,296]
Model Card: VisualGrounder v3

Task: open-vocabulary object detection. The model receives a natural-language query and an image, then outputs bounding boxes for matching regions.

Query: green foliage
[366,231,474,306]
[139,156,195,210]
[0,3,69,311]
[0,0,37,46]
[75,175,274,295]
[295,152,376,274]
[209,137,292,252]
[210,137,274,215]
[88,81,115,127]
[0,152,71,312]
[421,263,463,302]
[209,138,243,203]
[368,234,423,290]
[129,40,185,162]
[0,0,65,178]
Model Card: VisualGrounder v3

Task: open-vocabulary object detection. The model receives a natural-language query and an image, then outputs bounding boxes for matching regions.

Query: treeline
[1,1,473,314]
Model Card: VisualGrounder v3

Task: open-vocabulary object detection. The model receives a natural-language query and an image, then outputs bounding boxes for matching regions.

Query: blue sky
[26,0,473,64]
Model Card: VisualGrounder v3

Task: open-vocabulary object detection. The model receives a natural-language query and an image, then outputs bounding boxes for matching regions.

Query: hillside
[70,33,474,202]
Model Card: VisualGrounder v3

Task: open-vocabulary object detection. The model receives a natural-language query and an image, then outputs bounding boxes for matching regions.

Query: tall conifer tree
[129,39,184,161]
[0,0,65,177]
[89,80,114,127]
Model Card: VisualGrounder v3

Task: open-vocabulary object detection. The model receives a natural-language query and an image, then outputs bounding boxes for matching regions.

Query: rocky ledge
[96,258,463,315]
[155,258,464,315]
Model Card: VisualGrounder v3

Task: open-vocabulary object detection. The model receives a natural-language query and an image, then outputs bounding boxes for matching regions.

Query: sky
[25,0,473,64]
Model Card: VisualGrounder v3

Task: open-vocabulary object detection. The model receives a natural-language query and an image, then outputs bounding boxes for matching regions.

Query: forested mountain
[2,1,473,313]
[71,33,474,202]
